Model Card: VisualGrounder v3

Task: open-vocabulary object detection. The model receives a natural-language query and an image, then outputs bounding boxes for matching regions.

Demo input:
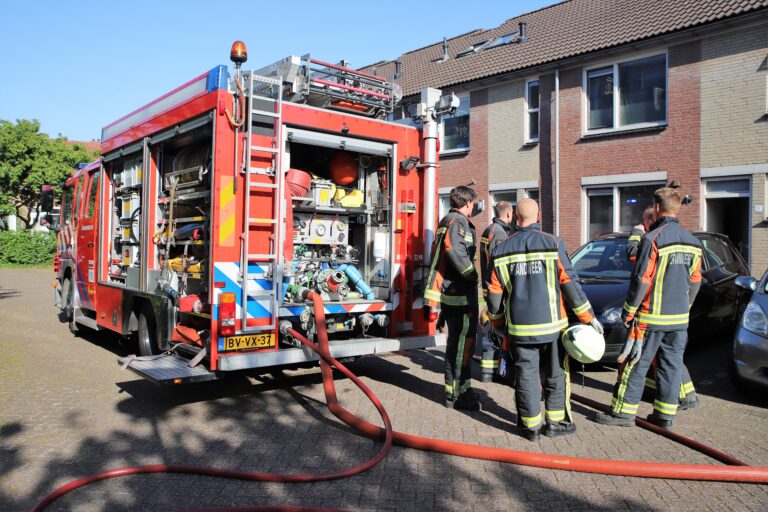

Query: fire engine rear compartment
[88,60,449,384]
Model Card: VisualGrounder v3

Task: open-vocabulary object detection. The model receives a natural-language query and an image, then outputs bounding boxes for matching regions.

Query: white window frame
[524,79,540,143]
[440,92,470,155]
[438,189,452,219]
[582,180,666,243]
[582,50,669,136]
[490,189,519,207]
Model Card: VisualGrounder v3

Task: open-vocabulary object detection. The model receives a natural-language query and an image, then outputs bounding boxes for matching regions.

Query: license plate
[222,333,275,352]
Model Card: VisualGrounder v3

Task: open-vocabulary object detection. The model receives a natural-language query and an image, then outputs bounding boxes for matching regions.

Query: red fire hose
[33,292,768,511]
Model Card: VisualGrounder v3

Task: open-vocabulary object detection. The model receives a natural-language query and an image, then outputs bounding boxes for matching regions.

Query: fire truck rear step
[217,333,447,371]
[117,354,218,385]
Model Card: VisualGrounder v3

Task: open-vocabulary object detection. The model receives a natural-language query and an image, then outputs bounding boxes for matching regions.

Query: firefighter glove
[617,321,643,365]
[589,318,604,335]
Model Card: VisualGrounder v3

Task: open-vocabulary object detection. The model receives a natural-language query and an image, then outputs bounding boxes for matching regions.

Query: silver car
[732,270,768,390]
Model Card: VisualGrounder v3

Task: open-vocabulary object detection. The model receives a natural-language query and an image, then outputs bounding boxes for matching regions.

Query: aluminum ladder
[239,71,284,333]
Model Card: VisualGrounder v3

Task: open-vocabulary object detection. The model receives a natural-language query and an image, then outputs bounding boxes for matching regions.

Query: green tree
[0,119,97,228]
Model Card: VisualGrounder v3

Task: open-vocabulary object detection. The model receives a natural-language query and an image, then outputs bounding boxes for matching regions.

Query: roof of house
[361,0,768,97]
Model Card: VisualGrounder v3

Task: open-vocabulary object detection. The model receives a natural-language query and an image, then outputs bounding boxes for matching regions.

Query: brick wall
[700,23,768,274]
[439,88,490,226]
[546,41,702,251]
[751,174,768,276]
[487,81,539,188]
[539,73,555,233]
[700,24,768,168]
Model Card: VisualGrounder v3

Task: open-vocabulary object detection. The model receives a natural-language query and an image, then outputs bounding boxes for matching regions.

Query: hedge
[0,230,57,265]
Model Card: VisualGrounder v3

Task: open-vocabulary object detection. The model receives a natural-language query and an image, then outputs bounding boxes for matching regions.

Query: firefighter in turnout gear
[425,186,481,411]
[626,206,700,411]
[595,187,703,429]
[487,199,602,441]
[479,201,514,382]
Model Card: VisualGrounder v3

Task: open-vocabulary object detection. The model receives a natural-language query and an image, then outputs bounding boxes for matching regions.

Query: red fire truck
[45,42,460,384]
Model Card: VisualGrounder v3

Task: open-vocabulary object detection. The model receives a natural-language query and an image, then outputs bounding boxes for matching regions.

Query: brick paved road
[1,268,767,511]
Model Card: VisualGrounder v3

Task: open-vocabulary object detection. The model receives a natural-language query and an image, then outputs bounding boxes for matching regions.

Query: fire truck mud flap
[117,354,218,385]
[218,333,447,372]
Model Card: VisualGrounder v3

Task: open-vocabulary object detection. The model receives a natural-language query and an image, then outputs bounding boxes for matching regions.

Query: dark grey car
[732,270,768,390]
[570,232,751,362]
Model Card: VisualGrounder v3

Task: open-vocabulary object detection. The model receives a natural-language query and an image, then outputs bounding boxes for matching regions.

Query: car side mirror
[734,276,757,292]
[41,185,54,212]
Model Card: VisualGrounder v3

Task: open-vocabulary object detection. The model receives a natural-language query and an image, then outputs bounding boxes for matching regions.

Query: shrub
[0,230,57,265]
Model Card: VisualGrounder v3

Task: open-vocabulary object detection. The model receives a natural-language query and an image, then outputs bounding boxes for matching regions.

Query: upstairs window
[441,92,470,153]
[585,53,667,133]
[525,80,540,142]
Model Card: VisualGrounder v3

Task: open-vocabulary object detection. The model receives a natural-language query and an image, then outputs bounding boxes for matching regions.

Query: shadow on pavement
[1,363,648,511]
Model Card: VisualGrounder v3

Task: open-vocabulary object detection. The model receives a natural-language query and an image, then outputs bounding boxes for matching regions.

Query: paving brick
[1,268,767,511]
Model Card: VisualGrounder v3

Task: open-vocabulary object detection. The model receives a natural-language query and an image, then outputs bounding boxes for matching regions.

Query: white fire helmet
[561,324,605,364]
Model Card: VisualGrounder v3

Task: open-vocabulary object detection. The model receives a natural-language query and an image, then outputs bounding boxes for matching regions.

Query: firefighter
[478,201,514,382]
[487,199,602,441]
[424,186,481,411]
[626,206,700,411]
[595,187,702,429]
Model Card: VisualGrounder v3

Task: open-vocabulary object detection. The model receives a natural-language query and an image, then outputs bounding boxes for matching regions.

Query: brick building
[362,0,768,274]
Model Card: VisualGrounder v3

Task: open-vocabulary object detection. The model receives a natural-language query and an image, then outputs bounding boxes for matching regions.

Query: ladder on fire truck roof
[239,71,284,333]
[252,55,399,118]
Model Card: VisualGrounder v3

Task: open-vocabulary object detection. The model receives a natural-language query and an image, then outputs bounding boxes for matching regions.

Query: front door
[704,178,751,262]
[75,169,100,311]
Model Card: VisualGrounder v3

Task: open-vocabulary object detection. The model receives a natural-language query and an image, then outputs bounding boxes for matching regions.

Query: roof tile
[362,0,768,97]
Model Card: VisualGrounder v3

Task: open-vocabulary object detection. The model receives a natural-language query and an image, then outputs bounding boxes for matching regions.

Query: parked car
[569,232,751,362]
[731,269,768,390]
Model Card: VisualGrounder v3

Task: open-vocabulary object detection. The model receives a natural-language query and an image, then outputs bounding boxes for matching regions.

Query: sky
[0,0,553,142]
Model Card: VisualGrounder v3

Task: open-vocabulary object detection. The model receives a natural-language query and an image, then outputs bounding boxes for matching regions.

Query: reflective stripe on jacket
[622,217,703,331]
[486,223,595,344]
[480,218,511,297]
[425,210,478,308]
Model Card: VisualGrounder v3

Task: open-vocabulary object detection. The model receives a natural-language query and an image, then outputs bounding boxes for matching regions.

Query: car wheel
[137,308,158,357]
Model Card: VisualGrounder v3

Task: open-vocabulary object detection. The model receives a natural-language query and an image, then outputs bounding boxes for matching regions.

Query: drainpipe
[422,101,439,265]
[554,67,560,236]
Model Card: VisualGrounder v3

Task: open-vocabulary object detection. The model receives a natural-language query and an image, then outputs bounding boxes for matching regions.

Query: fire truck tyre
[137,309,159,357]
[60,277,73,321]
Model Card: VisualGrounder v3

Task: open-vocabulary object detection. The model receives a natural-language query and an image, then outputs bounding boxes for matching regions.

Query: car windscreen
[571,239,634,279]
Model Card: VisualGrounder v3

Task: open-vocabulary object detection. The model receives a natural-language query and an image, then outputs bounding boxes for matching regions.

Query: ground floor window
[586,183,662,240]
[438,193,451,220]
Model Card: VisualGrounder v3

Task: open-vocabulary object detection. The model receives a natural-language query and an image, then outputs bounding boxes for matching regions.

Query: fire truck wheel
[60,277,74,321]
[137,309,159,357]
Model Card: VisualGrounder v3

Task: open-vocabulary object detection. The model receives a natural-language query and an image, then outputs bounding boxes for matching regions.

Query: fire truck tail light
[219,292,236,336]
[429,311,439,323]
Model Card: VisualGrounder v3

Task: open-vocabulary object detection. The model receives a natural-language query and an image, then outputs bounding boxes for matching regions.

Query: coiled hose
[33,293,768,511]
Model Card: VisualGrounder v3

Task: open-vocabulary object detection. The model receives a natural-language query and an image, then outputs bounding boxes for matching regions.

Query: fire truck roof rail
[250,54,401,119]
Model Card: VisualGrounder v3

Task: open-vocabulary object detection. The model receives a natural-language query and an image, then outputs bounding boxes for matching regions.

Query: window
[73,176,85,222]
[525,80,540,142]
[86,171,100,217]
[571,238,634,279]
[585,53,667,132]
[60,185,74,225]
[438,193,451,219]
[525,189,539,202]
[491,190,518,207]
[441,92,470,153]
[586,183,662,240]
